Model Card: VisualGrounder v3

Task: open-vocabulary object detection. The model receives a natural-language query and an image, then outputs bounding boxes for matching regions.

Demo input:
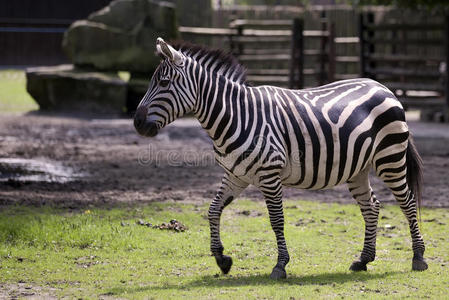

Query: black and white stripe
[134,39,428,278]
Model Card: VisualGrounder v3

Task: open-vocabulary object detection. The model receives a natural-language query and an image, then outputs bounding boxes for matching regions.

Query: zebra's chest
[213,149,270,185]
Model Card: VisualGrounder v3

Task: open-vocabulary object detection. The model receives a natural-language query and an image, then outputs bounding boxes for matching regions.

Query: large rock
[26,65,127,114]
[62,0,178,72]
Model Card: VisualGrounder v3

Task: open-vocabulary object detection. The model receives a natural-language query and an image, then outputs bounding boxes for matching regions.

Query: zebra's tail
[406,135,423,217]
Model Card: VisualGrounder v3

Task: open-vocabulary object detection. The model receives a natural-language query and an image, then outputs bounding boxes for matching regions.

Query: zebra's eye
[159,79,170,88]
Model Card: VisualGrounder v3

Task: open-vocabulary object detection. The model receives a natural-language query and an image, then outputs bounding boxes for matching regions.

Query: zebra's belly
[279,154,363,191]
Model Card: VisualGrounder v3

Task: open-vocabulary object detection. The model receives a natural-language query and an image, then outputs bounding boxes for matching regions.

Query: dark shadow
[105,270,402,295]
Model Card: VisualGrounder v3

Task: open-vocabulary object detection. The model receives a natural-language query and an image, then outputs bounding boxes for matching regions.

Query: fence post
[358,13,366,77]
[367,12,376,79]
[290,18,304,89]
[328,21,336,83]
[445,14,449,120]
[236,24,244,57]
[319,11,327,85]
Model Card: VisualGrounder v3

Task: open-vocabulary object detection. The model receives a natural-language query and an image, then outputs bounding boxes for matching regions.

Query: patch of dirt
[0,283,59,299]
[0,113,448,208]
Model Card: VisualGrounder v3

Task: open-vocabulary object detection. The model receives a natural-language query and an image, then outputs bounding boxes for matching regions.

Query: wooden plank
[365,54,444,63]
[384,82,444,92]
[335,37,359,44]
[179,26,236,36]
[335,74,359,80]
[398,97,445,108]
[365,67,441,78]
[365,37,443,45]
[233,30,328,40]
[303,30,329,37]
[303,68,321,75]
[232,36,291,43]
[406,90,441,97]
[335,56,359,63]
[365,23,444,31]
[242,49,290,55]
[238,54,290,61]
[242,29,291,36]
[229,19,292,28]
[303,49,324,56]
[247,75,289,83]
[248,69,290,75]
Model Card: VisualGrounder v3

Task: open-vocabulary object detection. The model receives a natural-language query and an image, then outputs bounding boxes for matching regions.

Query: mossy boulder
[62,0,178,72]
[26,65,127,113]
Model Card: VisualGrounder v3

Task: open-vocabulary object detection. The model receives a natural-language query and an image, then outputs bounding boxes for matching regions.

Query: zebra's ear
[156,37,184,66]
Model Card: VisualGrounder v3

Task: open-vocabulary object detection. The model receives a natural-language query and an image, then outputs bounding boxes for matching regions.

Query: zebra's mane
[173,42,247,84]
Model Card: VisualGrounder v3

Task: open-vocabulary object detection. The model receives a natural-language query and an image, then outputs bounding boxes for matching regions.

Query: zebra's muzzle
[134,106,159,137]
[135,121,158,137]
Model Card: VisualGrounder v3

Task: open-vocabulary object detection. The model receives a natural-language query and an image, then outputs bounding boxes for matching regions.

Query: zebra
[133,37,428,279]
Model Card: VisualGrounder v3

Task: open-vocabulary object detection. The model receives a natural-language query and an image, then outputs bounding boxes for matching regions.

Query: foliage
[0,70,38,113]
[0,200,448,299]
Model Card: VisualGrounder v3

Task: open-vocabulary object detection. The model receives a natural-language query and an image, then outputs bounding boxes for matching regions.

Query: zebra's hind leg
[379,171,427,271]
[209,173,248,275]
[375,138,427,271]
[259,176,289,279]
[348,168,380,271]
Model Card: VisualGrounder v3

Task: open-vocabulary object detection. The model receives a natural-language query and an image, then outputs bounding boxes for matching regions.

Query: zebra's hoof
[216,255,233,274]
[349,260,368,271]
[412,259,428,271]
[270,266,287,279]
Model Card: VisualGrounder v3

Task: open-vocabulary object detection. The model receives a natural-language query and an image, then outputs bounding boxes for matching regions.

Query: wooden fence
[359,12,448,119]
[180,9,449,119]
[180,16,358,89]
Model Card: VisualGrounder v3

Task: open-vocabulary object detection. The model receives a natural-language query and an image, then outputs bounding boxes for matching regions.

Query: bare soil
[0,113,448,208]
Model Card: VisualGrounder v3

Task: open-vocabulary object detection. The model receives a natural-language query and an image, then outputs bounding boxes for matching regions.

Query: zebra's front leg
[347,169,380,271]
[209,173,247,275]
[260,178,289,279]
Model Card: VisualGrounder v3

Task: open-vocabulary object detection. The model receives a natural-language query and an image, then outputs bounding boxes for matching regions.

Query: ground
[0,114,448,208]
[1,70,449,298]
[1,199,448,299]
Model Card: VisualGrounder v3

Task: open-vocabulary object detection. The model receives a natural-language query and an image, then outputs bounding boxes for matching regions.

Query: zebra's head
[134,38,194,137]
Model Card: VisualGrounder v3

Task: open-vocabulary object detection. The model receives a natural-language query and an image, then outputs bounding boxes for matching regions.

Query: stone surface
[62,0,178,72]
[26,65,127,113]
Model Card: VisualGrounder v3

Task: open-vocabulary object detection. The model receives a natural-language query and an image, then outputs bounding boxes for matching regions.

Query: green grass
[0,200,448,299]
[0,70,38,112]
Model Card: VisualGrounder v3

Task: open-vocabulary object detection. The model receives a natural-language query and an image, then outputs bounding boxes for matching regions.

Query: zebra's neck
[194,72,247,143]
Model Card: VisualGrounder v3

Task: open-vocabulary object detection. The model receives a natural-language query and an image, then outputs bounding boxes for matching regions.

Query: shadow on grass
[105,270,402,295]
